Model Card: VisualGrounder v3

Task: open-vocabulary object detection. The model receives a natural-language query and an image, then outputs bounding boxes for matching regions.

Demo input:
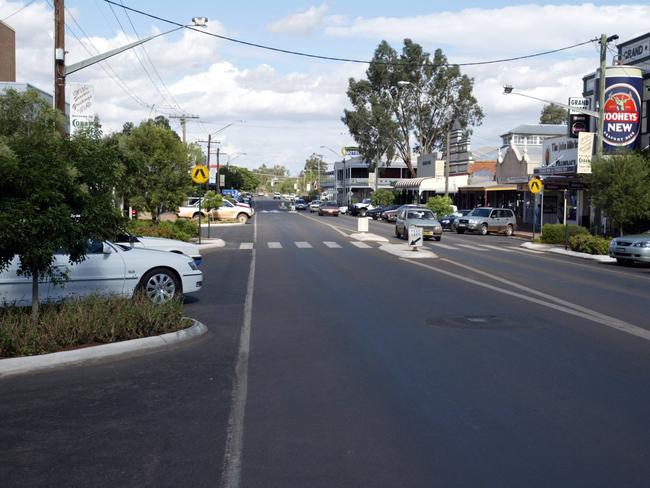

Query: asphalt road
[2,198,650,487]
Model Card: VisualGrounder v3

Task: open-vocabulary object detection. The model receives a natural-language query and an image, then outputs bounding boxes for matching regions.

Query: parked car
[309,200,322,213]
[395,208,443,241]
[384,204,419,222]
[608,231,650,265]
[0,240,202,307]
[213,199,254,223]
[371,204,399,221]
[318,202,340,216]
[456,207,517,236]
[350,198,374,217]
[114,233,202,267]
[177,201,207,219]
[294,198,308,210]
[338,205,348,215]
[273,192,281,199]
[440,209,471,231]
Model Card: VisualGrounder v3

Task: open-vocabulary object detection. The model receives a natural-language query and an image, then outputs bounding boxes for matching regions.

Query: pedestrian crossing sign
[192,164,209,184]
[528,177,542,194]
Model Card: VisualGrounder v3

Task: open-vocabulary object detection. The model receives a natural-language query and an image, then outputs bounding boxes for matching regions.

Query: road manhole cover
[425,315,528,331]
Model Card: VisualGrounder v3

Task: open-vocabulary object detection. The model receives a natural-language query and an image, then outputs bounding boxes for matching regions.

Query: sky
[1,0,649,174]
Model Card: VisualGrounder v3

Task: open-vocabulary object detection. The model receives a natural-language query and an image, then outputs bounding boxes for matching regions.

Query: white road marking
[239,242,254,250]
[429,242,459,250]
[406,257,650,342]
[295,241,312,248]
[456,243,487,251]
[323,241,342,248]
[221,206,257,488]
[267,242,282,249]
[350,241,372,249]
[516,247,544,254]
[476,244,517,252]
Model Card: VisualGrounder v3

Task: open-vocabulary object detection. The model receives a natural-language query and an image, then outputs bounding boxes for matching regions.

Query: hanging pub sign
[595,66,643,151]
[568,113,590,138]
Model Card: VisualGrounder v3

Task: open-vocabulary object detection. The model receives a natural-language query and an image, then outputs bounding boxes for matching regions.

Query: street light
[54,4,208,118]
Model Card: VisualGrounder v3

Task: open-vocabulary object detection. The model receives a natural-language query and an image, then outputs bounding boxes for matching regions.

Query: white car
[0,241,202,306]
[114,234,202,266]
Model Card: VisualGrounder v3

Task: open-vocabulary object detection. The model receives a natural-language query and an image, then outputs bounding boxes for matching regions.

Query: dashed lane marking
[323,241,342,248]
[350,241,372,249]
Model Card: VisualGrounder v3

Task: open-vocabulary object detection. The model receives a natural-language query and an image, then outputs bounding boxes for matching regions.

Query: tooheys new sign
[596,66,643,151]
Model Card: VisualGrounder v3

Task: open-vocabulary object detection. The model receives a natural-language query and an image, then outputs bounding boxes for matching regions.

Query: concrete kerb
[520,242,616,263]
[350,232,389,242]
[379,243,438,259]
[196,238,226,249]
[0,319,208,379]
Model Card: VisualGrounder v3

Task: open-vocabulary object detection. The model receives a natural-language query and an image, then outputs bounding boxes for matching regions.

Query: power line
[105,0,598,68]
[1,0,36,21]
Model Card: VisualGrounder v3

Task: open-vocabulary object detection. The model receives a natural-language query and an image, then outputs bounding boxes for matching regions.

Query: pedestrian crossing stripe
[295,241,312,248]
[430,242,457,250]
[239,242,254,250]
[350,241,372,249]
[456,243,487,251]
[267,242,282,248]
[323,241,342,248]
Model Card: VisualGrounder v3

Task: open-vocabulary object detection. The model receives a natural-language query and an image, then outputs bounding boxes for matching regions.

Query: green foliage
[279,178,296,194]
[0,89,124,316]
[371,188,395,206]
[220,166,261,192]
[541,224,589,244]
[425,195,454,218]
[568,234,610,255]
[119,119,192,223]
[0,295,188,358]
[539,103,568,124]
[202,191,223,211]
[586,152,650,235]
[343,39,484,177]
[127,220,198,242]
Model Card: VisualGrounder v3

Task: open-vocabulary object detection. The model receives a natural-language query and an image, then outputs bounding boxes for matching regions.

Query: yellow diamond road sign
[191,164,209,184]
[528,177,542,194]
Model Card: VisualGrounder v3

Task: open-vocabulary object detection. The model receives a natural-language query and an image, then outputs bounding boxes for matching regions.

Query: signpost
[191,164,209,244]
[408,226,423,251]
[528,177,542,242]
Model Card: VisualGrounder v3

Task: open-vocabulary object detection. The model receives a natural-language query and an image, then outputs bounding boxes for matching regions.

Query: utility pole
[444,123,451,196]
[216,145,221,193]
[54,0,66,119]
[597,33,608,159]
[170,114,199,143]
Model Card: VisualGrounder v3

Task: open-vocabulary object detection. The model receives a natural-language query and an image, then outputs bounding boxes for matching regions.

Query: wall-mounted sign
[568,97,591,115]
[576,132,594,174]
[70,84,94,134]
[569,113,590,138]
[617,33,650,65]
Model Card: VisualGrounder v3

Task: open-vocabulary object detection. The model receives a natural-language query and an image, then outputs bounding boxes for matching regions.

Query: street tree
[343,39,483,177]
[539,103,568,124]
[120,119,192,224]
[0,89,123,318]
[425,195,454,218]
[219,166,261,192]
[587,152,650,235]
[370,189,395,206]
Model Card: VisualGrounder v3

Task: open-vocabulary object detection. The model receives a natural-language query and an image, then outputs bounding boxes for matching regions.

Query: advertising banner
[569,113,590,138]
[70,84,95,134]
[576,132,595,174]
[595,66,643,151]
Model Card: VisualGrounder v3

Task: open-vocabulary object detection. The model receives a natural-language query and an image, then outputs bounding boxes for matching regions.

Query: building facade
[0,20,16,82]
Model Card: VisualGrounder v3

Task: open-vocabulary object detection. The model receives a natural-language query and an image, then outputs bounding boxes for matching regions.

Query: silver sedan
[609,232,650,265]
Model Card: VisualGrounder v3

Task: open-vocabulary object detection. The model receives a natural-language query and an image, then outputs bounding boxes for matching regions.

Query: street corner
[379,243,438,259]
[196,238,227,249]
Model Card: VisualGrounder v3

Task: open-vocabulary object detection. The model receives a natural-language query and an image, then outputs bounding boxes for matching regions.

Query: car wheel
[479,224,488,236]
[395,227,400,238]
[138,267,182,304]
[236,213,249,224]
[504,224,513,237]
[192,212,204,220]
[434,236,441,241]
[456,229,465,234]
[360,209,367,217]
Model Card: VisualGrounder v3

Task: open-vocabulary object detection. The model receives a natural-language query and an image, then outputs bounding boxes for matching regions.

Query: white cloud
[267,4,328,37]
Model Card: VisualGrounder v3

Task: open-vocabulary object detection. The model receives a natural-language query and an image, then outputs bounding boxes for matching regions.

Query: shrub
[568,234,610,255]
[370,189,395,206]
[127,219,198,242]
[541,224,589,244]
[425,195,454,219]
[0,295,189,358]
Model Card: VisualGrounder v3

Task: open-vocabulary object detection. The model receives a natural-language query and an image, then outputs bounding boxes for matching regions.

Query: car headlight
[188,261,199,271]
[434,225,442,230]
[633,241,650,248]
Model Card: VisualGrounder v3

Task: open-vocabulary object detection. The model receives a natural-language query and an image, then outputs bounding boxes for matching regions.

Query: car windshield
[407,210,435,220]
[469,208,491,217]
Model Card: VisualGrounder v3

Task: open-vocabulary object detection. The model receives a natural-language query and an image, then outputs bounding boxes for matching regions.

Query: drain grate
[425,315,528,331]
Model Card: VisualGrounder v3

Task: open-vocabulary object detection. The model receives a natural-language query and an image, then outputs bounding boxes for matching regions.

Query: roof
[500,124,566,137]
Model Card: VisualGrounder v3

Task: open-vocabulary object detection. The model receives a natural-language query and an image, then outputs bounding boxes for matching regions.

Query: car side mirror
[102,243,114,254]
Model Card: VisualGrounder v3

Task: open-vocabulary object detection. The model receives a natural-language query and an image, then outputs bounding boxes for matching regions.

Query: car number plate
[424,231,433,236]
[616,247,626,252]
[458,223,466,227]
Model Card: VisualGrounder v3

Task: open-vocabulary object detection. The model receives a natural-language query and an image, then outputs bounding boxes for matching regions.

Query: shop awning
[394,175,468,192]
[394,177,432,189]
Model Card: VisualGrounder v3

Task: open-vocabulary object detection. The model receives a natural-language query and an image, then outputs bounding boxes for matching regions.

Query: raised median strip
[0,319,208,379]
[520,242,615,263]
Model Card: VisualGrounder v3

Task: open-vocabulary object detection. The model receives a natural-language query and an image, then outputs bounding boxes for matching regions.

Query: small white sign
[70,84,94,134]
[358,218,369,233]
[408,226,423,247]
[568,97,591,115]
[577,132,594,174]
